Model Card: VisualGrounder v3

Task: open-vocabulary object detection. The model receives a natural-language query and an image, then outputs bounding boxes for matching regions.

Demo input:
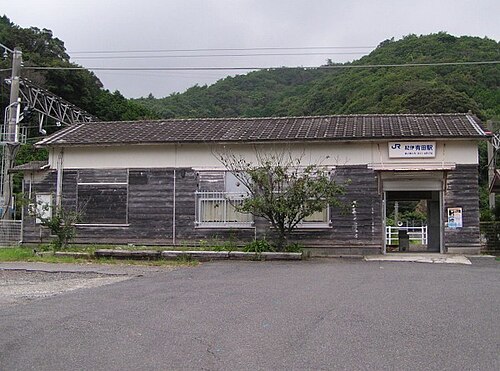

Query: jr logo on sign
[388,141,436,158]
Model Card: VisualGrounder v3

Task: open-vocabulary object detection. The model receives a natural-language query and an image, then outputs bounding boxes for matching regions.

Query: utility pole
[0,45,97,221]
[1,47,22,219]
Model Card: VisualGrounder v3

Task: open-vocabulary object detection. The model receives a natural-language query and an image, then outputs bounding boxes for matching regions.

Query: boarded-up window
[77,170,128,225]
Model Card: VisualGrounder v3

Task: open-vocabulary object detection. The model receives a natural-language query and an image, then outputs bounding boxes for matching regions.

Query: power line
[72,52,368,60]
[23,60,500,72]
[69,46,377,54]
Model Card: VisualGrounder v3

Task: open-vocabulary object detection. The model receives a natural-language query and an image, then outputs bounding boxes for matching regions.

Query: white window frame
[296,205,331,229]
[195,171,253,228]
[276,167,333,229]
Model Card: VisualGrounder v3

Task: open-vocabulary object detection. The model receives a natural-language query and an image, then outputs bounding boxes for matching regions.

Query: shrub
[244,239,274,253]
[284,243,303,253]
[38,206,82,250]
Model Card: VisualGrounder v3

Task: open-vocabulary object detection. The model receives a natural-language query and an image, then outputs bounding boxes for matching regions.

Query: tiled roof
[10,161,49,172]
[36,114,488,146]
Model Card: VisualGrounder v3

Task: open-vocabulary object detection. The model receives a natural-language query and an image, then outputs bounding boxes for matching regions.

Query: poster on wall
[447,207,463,228]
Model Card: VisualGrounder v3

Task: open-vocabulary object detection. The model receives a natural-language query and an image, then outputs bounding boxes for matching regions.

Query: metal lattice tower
[1,46,99,219]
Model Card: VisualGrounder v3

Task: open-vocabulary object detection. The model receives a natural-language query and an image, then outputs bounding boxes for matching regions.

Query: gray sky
[3,0,499,98]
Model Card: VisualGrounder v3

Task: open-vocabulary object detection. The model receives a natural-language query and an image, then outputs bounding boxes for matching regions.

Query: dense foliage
[135,33,500,121]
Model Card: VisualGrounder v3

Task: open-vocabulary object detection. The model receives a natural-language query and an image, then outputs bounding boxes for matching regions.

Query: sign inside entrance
[447,207,463,228]
[388,142,436,158]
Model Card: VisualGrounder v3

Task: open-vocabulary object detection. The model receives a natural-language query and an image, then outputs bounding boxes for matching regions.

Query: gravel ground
[0,269,130,307]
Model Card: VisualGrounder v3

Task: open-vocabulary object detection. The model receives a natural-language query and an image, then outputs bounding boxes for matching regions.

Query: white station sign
[388,142,436,158]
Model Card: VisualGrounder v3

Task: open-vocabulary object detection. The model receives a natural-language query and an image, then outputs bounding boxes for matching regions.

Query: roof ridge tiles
[86,112,471,125]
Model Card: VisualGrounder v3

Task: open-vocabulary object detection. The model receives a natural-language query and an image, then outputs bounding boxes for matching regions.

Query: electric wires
[23,60,500,72]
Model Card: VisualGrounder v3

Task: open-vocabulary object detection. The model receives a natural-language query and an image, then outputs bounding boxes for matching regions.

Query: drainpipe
[55,148,63,208]
[172,169,176,246]
[19,176,25,244]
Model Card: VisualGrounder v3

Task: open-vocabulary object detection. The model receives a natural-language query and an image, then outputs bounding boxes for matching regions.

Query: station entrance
[381,172,444,254]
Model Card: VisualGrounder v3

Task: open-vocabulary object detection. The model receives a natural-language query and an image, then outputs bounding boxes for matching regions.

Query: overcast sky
[3,0,499,98]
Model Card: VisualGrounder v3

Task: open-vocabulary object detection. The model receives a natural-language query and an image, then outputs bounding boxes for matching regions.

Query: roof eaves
[34,134,489,148]
[35,124,85,147]
[466,114,488,136]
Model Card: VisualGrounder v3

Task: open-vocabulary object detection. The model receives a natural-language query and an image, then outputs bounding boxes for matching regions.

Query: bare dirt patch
[0,270,130,307]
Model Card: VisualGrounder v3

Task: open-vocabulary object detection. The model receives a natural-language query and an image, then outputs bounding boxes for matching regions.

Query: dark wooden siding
[443,164,481,250]
[22,166,382,250]
[127,169,173,241]
[78,169,127,183]
[21,164,480,253]
[22,171,58,243]
[321,165,381,252]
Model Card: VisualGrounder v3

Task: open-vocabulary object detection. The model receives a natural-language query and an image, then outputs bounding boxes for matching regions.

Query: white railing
[195,191,253,227]
[385,225,427,245]
[0,220,22,246]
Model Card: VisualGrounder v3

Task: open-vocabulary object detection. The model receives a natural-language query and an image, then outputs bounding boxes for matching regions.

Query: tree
[219,150,346,251]
[34,202,82,250]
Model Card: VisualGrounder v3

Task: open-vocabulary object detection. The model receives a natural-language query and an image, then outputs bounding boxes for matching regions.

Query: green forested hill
[135,33,500,121]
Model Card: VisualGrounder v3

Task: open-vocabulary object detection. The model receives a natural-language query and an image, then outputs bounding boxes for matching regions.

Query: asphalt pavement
[0,258,498,370]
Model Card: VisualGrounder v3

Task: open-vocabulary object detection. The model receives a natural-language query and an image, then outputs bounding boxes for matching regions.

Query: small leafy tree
[35,202,82,250]
[219,150,346,251]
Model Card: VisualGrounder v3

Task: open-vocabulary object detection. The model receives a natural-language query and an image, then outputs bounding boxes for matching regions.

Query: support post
[55,148,64,208]
[172,169,176,246]
[487,120,495,211]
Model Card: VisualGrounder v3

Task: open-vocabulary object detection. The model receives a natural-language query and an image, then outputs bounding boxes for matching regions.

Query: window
[195,171,253,227]
[77,170,128,225]
[298,206,330,228]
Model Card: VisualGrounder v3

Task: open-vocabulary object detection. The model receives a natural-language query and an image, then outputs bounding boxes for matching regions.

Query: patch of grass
[0,247,34,261]
[0,247,197,266]
[0,247,84,264]
[496,256,500,261]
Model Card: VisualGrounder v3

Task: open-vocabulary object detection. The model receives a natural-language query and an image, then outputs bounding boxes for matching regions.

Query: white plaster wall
[50,140,479,170]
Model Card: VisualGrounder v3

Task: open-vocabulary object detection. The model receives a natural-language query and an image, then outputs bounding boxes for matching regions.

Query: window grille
[195,191,253,227]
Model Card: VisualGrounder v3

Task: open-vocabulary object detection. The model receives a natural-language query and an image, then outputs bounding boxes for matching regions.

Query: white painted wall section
[50,140,479,170]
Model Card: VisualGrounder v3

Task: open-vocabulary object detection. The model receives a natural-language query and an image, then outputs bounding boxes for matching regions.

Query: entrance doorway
[384,190,442,253]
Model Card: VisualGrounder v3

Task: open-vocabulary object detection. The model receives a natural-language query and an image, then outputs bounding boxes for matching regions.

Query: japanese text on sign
[388,142,436,158]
